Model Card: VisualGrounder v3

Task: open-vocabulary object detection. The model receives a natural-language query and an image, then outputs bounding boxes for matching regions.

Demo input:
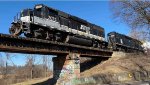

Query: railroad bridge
[0,33,113,85]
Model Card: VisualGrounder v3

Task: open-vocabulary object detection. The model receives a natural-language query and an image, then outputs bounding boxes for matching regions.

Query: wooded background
[0,53,53,85]
[110,0,150,41]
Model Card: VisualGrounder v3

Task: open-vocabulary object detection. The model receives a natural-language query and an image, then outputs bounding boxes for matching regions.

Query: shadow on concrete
[80,57,109,72]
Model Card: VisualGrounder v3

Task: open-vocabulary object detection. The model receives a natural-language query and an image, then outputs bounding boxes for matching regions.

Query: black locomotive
[9,4,106,48]
[107,32,143,52]
[9,4,144,53]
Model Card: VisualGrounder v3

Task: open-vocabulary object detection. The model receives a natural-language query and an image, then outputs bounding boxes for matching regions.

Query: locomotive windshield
[21,9,29,17]
[21,9,33,17]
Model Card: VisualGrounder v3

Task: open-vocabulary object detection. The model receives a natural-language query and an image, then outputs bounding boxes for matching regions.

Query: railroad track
[0,33,112,57]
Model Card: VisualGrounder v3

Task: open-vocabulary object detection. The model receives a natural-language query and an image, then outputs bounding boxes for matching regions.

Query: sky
[0,1,130,66]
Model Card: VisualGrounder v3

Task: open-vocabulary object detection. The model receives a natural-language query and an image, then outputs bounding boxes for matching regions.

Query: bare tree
[0,53,5,77]
[25,54,36,79]
[4,53,16,67]
[42,55,53,77]
[25,55,53,79]
[43,55,48,77]
[110,0,150,41]
[4,53,16,77]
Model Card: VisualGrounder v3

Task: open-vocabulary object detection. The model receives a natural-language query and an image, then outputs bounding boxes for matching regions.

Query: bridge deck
[0,33,112,57]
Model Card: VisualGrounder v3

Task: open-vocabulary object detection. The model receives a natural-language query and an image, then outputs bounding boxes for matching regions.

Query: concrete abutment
[52,53,80,85]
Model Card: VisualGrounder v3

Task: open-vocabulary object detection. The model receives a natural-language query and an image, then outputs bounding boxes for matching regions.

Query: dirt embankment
[79,53,150,84]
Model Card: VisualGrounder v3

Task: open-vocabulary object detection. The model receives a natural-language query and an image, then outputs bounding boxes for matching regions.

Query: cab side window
[69,20,78,30]
[34,8,42,18]
[48,8,57,17]
[60,17,68,26]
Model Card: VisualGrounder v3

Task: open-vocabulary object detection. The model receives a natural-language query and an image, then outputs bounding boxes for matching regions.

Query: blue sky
[0,1,130,66]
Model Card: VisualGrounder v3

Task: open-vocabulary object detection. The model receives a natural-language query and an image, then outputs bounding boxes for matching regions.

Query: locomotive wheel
[93,41,98,48]
[55,33,61,41]
[24,33,33,38]
[9,24,22,36]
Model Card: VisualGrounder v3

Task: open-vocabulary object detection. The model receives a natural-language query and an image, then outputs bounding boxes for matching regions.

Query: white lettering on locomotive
[48,16,57,22]
[80,25,90,33]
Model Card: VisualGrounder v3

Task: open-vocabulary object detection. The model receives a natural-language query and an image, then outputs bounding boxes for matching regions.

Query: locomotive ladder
[0,33,112,57]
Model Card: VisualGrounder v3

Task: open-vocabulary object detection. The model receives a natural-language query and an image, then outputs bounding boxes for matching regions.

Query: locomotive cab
[34,4,43,18]
[34,4,58,21]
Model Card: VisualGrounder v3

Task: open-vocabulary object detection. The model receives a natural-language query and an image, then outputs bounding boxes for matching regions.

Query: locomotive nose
[9,22,22,36]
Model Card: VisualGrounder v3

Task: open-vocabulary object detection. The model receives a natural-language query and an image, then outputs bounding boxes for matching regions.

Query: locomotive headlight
[35,5,42,9]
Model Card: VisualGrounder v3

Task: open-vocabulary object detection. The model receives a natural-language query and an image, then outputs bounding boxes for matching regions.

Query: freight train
[9,4,144,53]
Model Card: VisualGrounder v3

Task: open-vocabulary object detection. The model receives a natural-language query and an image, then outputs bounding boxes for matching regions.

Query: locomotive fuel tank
[65,35,93,46]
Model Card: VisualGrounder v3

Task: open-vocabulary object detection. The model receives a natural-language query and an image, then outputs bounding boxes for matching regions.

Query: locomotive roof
[34,4,104,31]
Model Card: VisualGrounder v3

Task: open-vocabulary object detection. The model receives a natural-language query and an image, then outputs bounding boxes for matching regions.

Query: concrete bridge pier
[52,53,80,85]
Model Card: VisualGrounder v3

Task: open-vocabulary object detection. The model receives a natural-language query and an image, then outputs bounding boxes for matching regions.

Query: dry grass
[81,54,150,78]
[11,77,51,85]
